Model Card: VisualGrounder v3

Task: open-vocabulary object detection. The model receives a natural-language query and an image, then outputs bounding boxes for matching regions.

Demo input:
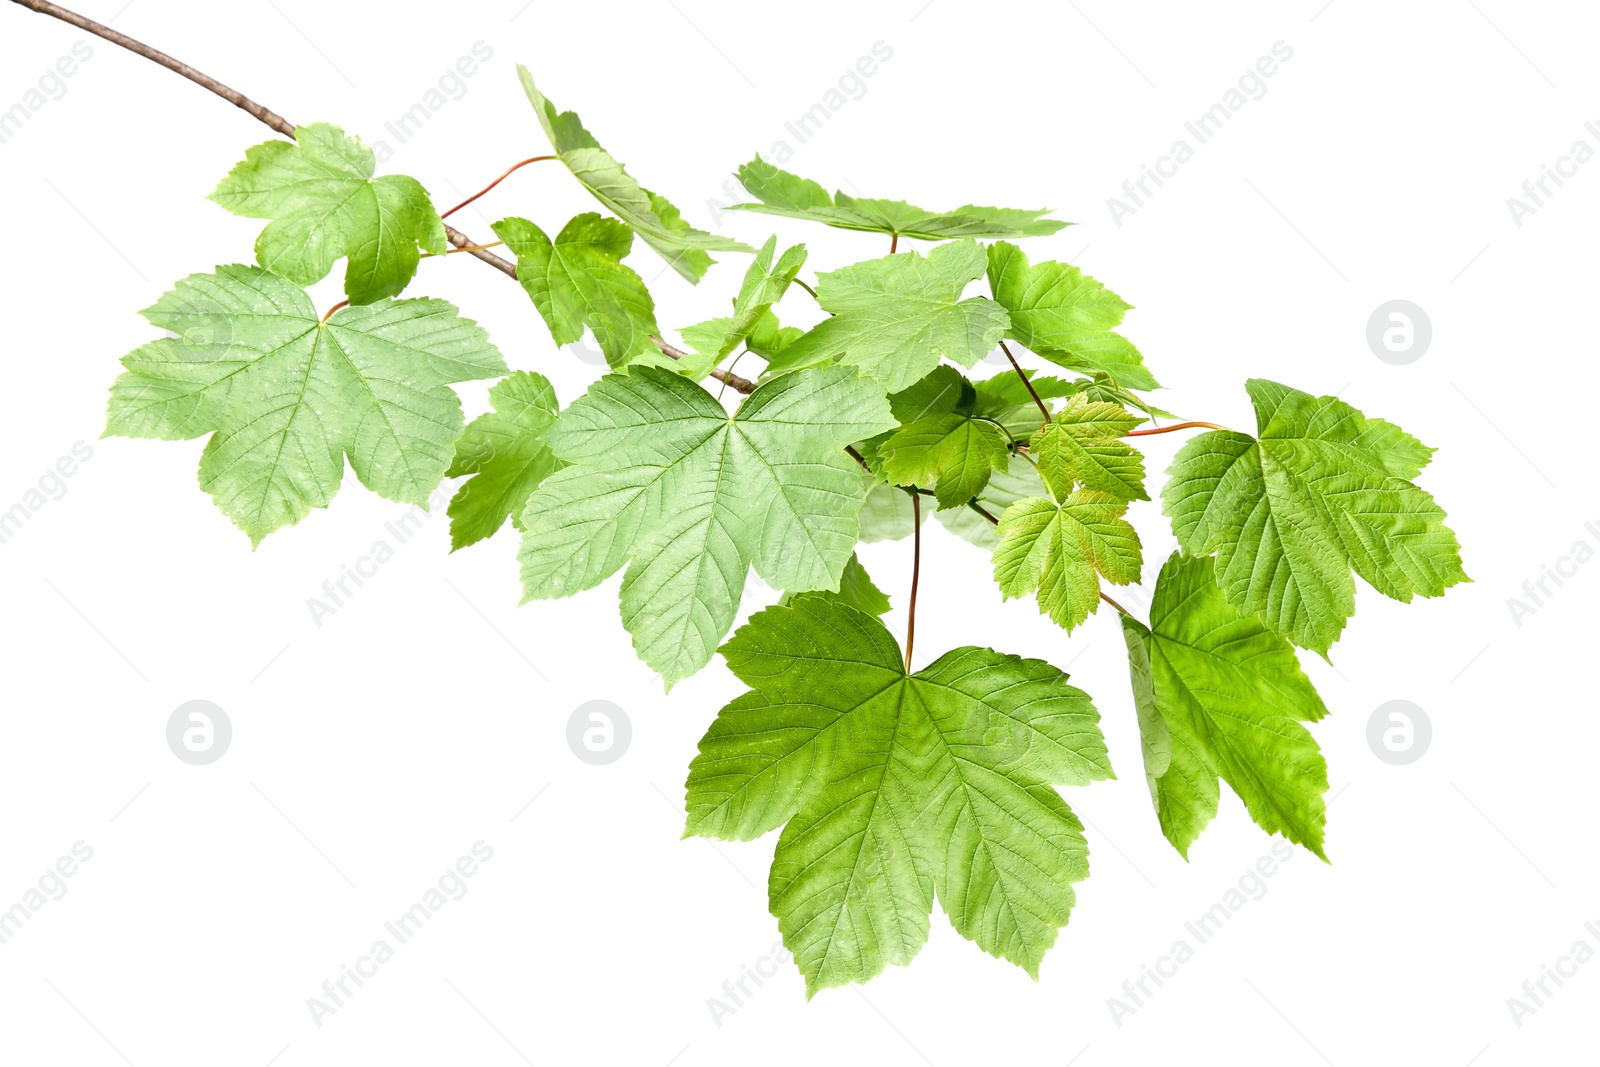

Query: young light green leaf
[729,155,1069,240]
[519,67,751,282]
[781,552,891,616]
[492,214,659,368]
[986,241,1158,391]
[1124,553,1330,858]
[209,123,446,304]
[993,491,1142,631]
[774,239,1010,392]
[1031,394,1148,502]
[1163,380,1468,654]
[105,265,507,544]
[517,366,896,688]
[446,371,561,550]
[684,597,1111,993]
[677,306,804,378]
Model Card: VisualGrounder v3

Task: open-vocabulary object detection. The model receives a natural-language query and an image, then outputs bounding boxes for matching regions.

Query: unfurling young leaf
[1163,380,1468,654]
[1122,553,1330,858]
[729,155,1069,240]
[105,266,507,544]
[517,366,896,688]
[446,371,562,551]
[1030,393,1149,502]
[993,490,1142,632]
[209,123,446,305]
[987,241,1159,391]
[493,214,659,367]
[772,238,1010,392]
[519,66,751,282]
[659,238,807,381]
[684,596,1112,994]
[707,236,808,360]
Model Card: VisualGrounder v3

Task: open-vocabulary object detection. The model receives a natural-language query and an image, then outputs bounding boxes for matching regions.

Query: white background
[1,0,1595,1064]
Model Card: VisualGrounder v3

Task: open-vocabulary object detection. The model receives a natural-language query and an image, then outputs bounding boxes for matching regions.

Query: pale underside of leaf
[105,265,506,543]
[518,66,751,282]
[517,366,894,687]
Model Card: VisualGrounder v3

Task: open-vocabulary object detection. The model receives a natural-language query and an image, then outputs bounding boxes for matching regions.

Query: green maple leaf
[994,490,1142,632]
[987,241,1159,391]
[877,367,1013,509]
[492,214,659,368]
[105,266,507,544]
[684,596,1112,993]
[1163,380,1468,654]
[773,238,1010,392]
[882,415,1009,509]
[446,371,562,550]
[519,66,751,282]
[209,123,446,305]
[781,552,891,616]
[1030,393,1148,502]
[517,365,895,688]
[728,155,1069,240]
[1122,553,1330,858]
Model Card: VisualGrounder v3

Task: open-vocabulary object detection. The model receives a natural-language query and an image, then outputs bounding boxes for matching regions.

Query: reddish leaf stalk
[439,156,556,220]
[905,492,921,672]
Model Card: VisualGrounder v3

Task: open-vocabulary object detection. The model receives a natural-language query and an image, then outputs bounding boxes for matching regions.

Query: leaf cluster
[102,65,1468,996]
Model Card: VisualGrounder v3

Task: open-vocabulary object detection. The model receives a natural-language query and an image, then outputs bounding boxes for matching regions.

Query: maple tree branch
[443,226,520,278]
[998,340,1052,428]
[421,241,505,257]
[647,337,755,394]
[9,0,297,137]
[9,0,755,394]
[1125,420,1232,436]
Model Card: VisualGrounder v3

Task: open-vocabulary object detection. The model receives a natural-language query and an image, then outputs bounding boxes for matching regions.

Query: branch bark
[10,0,297,137]
[9,0,754,393]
